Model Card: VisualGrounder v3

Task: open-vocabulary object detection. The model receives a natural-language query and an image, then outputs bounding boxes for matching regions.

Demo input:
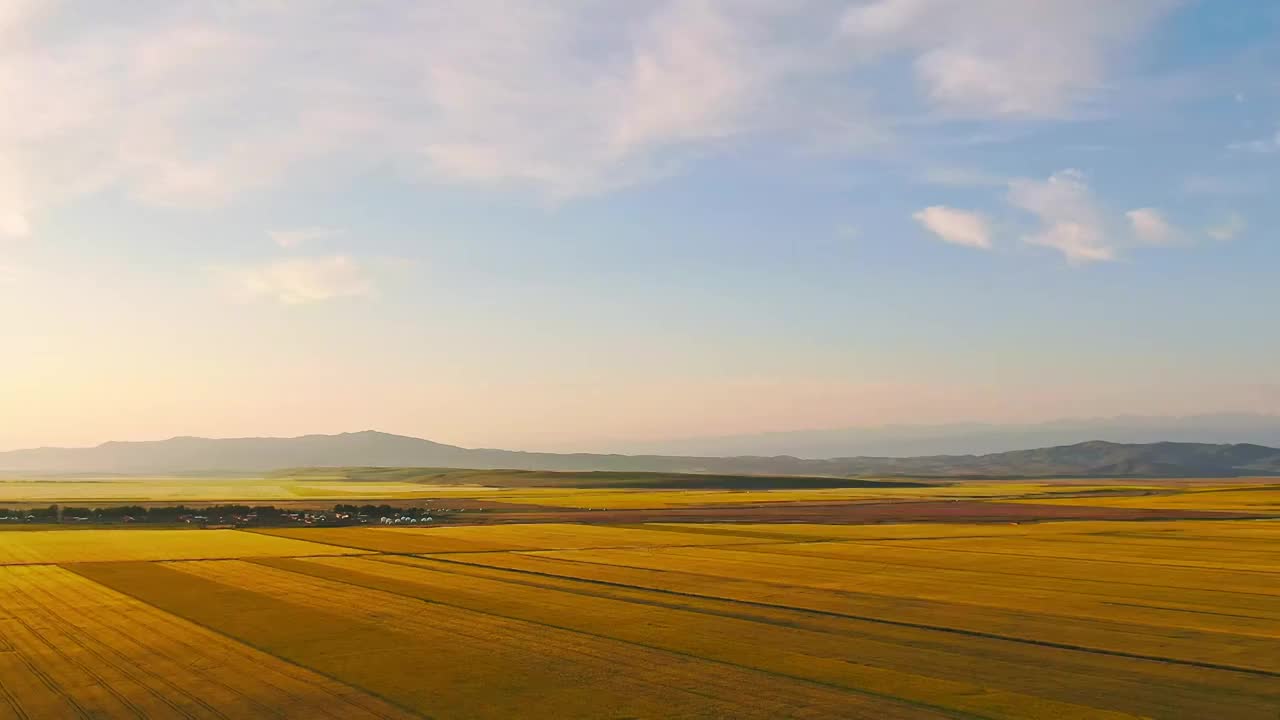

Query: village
[0,502,463,527]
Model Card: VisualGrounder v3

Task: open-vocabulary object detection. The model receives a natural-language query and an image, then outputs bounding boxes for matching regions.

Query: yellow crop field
[488,487,891,508]
[1008,485,1280,512]
[0,512,1276,718]
[0,564,413,719]
[452,482,1168,509]
[254,521,774,554]
[76,559,929,719]
[0,477,496,504]
[0,528,363,565]
[0,474,1200,507]
[271,552,1280,720]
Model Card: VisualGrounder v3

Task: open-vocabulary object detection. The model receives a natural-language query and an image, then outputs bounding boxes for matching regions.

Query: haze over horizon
[5,414,1280,462]
[4,2,1278,453]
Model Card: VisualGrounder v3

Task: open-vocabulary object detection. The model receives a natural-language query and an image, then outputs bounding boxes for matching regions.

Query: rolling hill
[1,431,1278,478]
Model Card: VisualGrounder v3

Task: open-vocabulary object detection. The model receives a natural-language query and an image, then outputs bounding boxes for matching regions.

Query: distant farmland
[0,479,1275,719]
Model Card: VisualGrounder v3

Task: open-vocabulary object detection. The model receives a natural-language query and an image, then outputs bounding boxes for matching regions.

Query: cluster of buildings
[378,515,434,525]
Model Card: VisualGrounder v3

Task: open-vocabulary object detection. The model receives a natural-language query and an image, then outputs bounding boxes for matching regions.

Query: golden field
[0,485,1276,718]
[2,473,1265,507]
[0,564,412,719]
[0,528,365,565]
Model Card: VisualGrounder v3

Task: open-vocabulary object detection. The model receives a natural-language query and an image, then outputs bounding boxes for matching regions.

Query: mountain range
[2,431,1279,478]
[615,414,1280,458]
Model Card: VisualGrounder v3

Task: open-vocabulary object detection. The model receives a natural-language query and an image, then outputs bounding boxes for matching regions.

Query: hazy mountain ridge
[617,414,1280,458]
[2,431,1279,478]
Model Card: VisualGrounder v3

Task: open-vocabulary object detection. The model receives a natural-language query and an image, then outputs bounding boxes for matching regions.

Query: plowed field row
[0,518,1273,719]
[76,559,947,719]
[0,529,364,565]
[256,553,1276,720]
[0,565,413,720]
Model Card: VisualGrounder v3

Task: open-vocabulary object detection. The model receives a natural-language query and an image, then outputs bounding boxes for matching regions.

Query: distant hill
[618,414,1280,458]
[270,467,928,490]
[1,431,1278,478]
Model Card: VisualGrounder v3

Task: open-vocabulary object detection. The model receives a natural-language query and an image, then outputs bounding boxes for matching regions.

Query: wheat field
[0,513,1274,718]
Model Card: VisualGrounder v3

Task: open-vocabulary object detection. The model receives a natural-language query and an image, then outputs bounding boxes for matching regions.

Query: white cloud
[1006,172,1196,263]
[269,227,339,249]
[1207,213,1246,241]
[912,206,992,249]
[1007,170,1115,264]
[1125,208,1175,245]
[840,0,1174,117]
[1228,128,1280,153]
[0,1,1177,233]
[218,256,372,305]
[0,2,819,217]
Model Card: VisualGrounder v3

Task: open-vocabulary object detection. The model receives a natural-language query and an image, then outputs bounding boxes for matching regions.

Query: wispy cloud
[1207,213,1246,241]
[1007,170,1115,264]
[912,206,992,249]
[1228,127,1280,153]
[216,256,372,305]
[269,227,339,249]
[1126,208,1177,245]
[840,0,1175,118]
[0,0,1179,233]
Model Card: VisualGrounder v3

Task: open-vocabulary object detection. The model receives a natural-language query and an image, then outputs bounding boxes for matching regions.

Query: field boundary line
[8,571,200,720]
[1,620,91,719]
[649,544,1280,632]
[420,553,1280,679]
[408,549,1280,648]
[855,540,1280,576]
[61,563,431,720]
[246,556,989,720]
[717,541,1280,598]
[0,673,28,720]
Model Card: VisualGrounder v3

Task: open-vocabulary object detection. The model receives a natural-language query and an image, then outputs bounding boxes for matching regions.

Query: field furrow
[80,558,956,719]
[436,545,1280,674]
[253,553,1280,720]
[0,565,416,720]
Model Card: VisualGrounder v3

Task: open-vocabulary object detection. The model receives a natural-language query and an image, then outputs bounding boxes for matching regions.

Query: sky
[2,0,1278,452]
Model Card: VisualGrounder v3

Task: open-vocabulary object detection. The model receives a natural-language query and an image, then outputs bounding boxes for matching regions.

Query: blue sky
[1,0,1278,451]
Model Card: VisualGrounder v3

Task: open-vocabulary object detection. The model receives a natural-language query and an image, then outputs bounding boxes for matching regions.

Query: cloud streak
[0,0,1179,233]
[217,256,373,305]
[1207,213,1246,241]
[913,206,992,249]
[1126,208,1176,245]
[840,0,1175,117]
[269,227,339,249]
